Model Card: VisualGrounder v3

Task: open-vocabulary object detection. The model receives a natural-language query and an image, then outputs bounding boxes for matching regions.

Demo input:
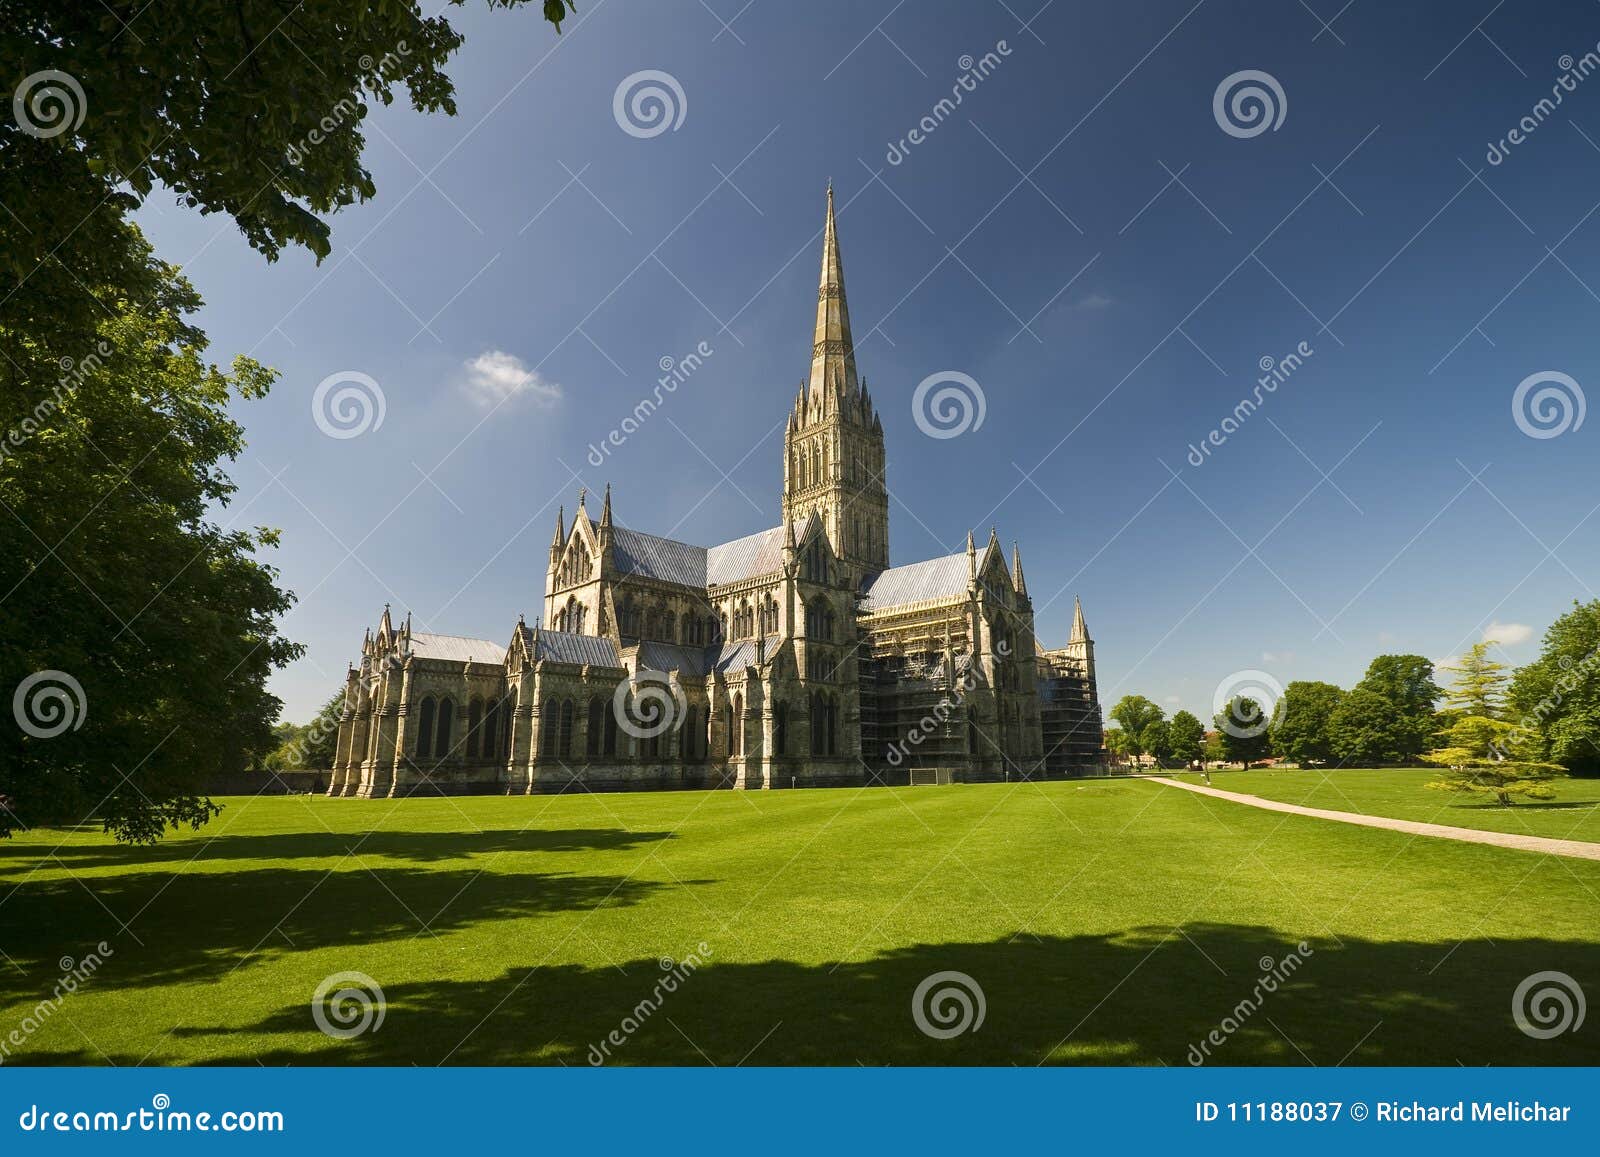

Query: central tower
[781,185,890,585]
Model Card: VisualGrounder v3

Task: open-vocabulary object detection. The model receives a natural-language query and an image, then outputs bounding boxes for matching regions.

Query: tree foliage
[1140,720,1172,768]
[1,3,568,841]
[1423,757,1563,807]
[3,2,572,382]
[1108,695,1163,761]
[1269,680,1345,766]
[0,248,302,842]
[1168,710,1205,764]
[1328,655,1440,765]
[1503,600,1600,774]
[263,691,347,771]
[1214,697,1270,768]
[1440,641,1510,718]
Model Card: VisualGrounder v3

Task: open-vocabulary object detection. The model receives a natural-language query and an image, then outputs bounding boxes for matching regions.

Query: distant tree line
[1103,599,1600,803]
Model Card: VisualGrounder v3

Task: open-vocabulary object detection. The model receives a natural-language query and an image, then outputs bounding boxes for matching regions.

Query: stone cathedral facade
[328,188,1102,798]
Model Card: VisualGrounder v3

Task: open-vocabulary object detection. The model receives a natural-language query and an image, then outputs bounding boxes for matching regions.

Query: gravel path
[1155,776,1600,861]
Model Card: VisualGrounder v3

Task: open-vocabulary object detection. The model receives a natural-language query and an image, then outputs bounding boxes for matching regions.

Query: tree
[1108,695,1163,765]
[3,3,571,842]
[1169,710,1205,764]
[1328,655,1441,765]
[1102,728,1130,769]
[1269,681,1345,766]
[264,691,347,771]
[1440,641,1510,718]
[1202,732,1227,766]
[1140,720,1173,768]
[0,252,302,842]
[1503,600,1600,774]
[1215,697,1270,768]
[1424,755,1563,807]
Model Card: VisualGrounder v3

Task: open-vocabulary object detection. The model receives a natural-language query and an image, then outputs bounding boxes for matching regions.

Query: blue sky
[134,0,1600,723]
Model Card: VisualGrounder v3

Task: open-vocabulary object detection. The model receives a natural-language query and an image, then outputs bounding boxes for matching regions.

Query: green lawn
[1172,767,1600,842]
[1,781,1596,1066]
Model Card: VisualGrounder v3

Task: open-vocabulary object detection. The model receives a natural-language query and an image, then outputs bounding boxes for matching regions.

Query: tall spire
[808,183,858,400]
[1070,595,1090,643]
[1012,541,1027,596]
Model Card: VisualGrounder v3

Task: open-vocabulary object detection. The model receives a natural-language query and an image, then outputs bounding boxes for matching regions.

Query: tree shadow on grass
[0,827,675,867]
[1447,801,1598,813]
[0,858,683,1004]
[25,923,1588,1068]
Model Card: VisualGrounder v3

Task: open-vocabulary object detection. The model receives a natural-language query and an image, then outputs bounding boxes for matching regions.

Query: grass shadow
[50,924,1592,1067]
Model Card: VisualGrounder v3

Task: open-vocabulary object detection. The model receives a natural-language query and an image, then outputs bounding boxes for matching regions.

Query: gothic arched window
[466,698,483,759]
[484,698,501,761]
[587,697,605,757]
[559,698,575,758]
[540,696,559,757]
[435,697,454,757]
[417,696,436,758]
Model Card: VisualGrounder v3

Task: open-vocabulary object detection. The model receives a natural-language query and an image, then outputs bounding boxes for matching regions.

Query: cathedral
[327,188,1102,798]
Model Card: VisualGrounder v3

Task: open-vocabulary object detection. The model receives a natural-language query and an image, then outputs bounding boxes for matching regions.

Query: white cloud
[462,350,561,408]
[1484,621,1533,646]
[1075,291,1114,310]
[1262,650,1295,665]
